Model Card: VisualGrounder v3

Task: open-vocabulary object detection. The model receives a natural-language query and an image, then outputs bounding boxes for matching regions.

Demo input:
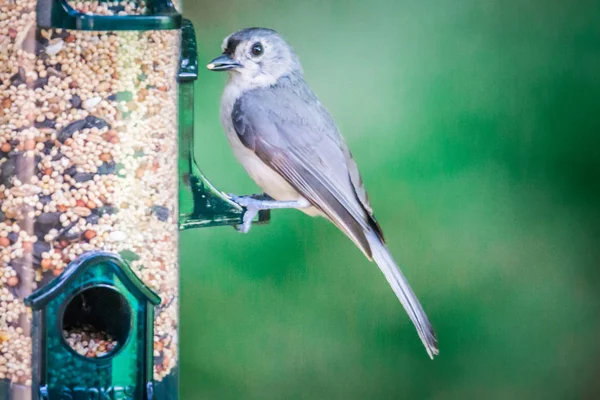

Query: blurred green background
[179,0,600,398]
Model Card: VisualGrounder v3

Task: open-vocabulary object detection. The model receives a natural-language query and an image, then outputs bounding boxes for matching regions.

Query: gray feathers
[232,74,383,257]
[216,28,438,357]
[368,233,439,359]
[225,28,278,54]
[227,28,278,45]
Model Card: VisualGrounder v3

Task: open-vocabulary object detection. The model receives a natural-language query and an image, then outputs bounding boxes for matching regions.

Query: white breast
[220,81,321,217]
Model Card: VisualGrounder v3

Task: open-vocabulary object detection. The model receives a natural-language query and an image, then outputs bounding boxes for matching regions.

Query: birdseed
[0,0,180,386]
[63,325,118,358]
[66,1,148,16]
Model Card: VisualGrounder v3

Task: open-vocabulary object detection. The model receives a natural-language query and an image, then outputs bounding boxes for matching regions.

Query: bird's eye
[251,42,264,56]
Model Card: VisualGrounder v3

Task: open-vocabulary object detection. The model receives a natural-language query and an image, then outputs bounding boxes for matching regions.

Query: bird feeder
[0,1,267,398]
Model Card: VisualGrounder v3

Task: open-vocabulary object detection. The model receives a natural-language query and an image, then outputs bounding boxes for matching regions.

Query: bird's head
[207,28,302,86]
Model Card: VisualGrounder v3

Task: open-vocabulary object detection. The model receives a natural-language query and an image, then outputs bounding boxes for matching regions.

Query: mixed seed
[0,0,180,385]
[66,0,182,15]
[67,1,149,16]
[63,325,118,358]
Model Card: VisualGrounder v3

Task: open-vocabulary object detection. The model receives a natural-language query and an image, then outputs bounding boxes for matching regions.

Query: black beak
[207,54,242,71]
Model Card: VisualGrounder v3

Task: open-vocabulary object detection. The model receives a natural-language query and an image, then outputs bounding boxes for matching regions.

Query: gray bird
[207,28,439,358]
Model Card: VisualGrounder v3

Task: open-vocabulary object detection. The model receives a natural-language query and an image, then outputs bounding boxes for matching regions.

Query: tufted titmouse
[207,28,438,358]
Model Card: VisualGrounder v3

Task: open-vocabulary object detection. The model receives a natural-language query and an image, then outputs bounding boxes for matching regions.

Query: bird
[207,27,439,358]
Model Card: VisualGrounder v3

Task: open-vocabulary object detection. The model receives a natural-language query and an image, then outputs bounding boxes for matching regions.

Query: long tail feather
[367,233,439,359]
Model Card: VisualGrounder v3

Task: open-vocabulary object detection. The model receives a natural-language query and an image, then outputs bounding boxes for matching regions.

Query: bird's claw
[228,193,271,208]
[233,223,251,234]
[228,194,260,234]
[227,193,245,205]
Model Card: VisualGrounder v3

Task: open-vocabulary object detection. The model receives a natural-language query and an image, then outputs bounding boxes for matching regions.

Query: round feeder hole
[61,286,132,359]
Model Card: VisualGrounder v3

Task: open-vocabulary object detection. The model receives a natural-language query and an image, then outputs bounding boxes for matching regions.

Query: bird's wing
[341,142,385,243]
[231,76,383,258]
[232,78,439,358]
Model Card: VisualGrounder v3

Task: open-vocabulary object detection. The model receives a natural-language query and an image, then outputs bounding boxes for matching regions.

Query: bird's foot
[235,206,258,234]
[228,193,271,208]
[228,193,310,234]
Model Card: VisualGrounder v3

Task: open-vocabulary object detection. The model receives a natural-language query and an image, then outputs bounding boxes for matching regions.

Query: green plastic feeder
[25,252,161,399]
[0,1,268,399]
